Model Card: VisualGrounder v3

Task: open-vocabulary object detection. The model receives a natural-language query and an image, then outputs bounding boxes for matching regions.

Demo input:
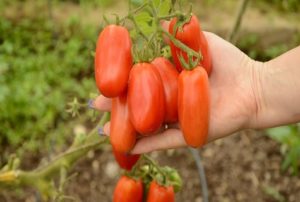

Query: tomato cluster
[113,176,175,202]
[95,13,211,201]
[95,14,211,151]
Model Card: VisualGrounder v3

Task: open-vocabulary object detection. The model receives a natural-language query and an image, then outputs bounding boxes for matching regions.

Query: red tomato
[152,57,179,123]
[110,93,136,153]
[112,148,140,171]
[128,63,165,135]
[147,181,175,202]
[95,25,132,97]
[169,15,212,75]
[178,66,210,147]
[113,176,143,202]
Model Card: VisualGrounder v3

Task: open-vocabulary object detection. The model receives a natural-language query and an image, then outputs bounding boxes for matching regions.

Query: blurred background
[0,0,300,201]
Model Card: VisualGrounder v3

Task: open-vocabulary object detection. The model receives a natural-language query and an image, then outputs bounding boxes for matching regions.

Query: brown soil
[64,130,300,202]
[2,130,300,202]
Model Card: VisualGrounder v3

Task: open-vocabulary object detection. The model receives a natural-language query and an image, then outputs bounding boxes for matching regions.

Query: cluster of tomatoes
[114,175,175,202]
[95,13,211,201]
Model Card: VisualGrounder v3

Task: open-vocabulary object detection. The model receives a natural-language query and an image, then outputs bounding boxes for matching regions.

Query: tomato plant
[95,25,132,97]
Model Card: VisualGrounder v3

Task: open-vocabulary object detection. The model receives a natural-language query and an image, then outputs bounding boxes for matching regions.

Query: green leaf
[151,0,171,16]
[135,11,152,24]
[152,0,160,8]
[134,12,155,37]
[266,126,293,143]
[281,151,293,171]
[263,185,286,202]
[158,0,171,16]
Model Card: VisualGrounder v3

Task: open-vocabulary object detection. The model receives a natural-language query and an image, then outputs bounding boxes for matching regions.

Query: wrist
[246,59,266,130]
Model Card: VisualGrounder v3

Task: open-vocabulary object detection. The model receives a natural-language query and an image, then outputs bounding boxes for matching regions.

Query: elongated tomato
[110,93,136,153]
[178,66,210,147]
[112,148,140,171]
[113,176,143,202]
[169,15,212,75]
[128,63,165,135]
[95,25,132,97]
[152,57,179,123]
[147,181,175,202]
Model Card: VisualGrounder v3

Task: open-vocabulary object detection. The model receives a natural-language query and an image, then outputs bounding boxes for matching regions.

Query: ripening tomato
[169,14,212,75]
[128,63,165,135]
[147,181,175,202]
[113,176,143,202]
[152,57,179,123]
[112,148,140,171]
[110,93,136,153]
[95,25,132,97]
[178,66,210,147]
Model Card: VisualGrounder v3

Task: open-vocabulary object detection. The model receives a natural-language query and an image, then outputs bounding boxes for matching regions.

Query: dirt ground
[2,130,300,202]
[65,130,300,202]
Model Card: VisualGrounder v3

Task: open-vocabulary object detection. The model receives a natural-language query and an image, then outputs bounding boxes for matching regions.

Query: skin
[92,32,300,154]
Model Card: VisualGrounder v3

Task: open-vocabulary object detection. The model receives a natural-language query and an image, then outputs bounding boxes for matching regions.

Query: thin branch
[0,112,110,197]
[189,148,209,202]
[227,0,250,44]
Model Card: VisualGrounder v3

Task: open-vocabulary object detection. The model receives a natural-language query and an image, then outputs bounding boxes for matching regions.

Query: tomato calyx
[141,155,182,193]
[171,13,192,35]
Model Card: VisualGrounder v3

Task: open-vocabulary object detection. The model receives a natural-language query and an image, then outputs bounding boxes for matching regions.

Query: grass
[0,1,100,159]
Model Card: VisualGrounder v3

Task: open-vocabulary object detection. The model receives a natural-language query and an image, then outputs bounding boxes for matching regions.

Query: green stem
[0,113,110,196]
[85,112,110,144]
[143,155,166,177]
[227,0,250,43]
[158,12,182,20]
[119,2,149,23]
[160,27,202,70]
[160,28,200,58]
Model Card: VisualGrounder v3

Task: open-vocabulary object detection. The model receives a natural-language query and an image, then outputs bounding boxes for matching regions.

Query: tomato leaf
[152,0,160,8]
[135,12,152,23]
[134,12,155,37]
[152,0,171,16]
[158,0,171,16]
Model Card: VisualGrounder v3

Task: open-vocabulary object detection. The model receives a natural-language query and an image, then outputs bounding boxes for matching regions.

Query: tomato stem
[159,27,202,70]
[119,2,149,24]
[143,155,167,182]
[158,12,182,20]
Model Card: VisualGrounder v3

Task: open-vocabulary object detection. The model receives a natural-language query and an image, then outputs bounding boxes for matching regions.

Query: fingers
[101,122,185,154]
[100,122,110,135]
[131,129,186,154]
[92,95,112,111]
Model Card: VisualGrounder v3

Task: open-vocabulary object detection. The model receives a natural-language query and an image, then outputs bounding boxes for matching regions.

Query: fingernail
[88,99,94,109]
[98,127,104,136]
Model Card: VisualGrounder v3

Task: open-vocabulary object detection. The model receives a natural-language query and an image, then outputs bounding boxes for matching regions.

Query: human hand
[92,32,262,154]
